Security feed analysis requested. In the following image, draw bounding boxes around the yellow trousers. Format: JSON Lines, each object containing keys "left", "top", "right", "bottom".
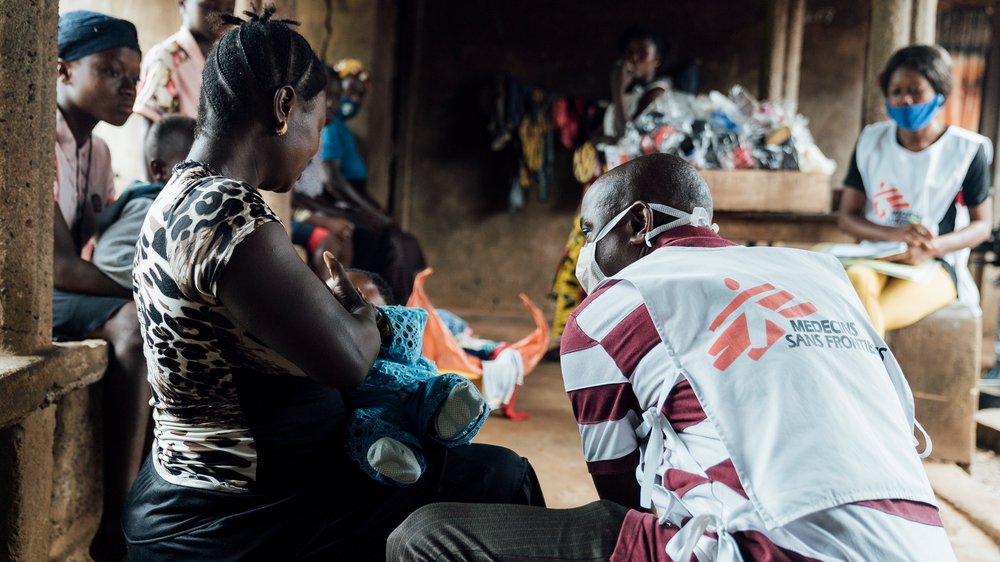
{"left": 845, "top": 263, "right": 956, "bottom": 337}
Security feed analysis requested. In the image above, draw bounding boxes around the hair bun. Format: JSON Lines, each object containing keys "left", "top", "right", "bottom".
{"left": 221, "top": 4, "right": 300, "bottom": 27}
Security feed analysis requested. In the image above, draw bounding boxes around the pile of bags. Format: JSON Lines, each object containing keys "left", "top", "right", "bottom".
{"left": 605, "top": 85, "right": 836, "bottom": 175}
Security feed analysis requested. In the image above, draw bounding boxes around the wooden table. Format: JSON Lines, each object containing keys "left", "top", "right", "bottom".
{"left": 714, "top": 211, "right": 853, "bottom": 246}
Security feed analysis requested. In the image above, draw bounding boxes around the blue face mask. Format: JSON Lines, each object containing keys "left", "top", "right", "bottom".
{"left": 885, "top": 93, "right": 945, "bottom": 131}
{"left": 340, "top": 96, "right": 360, "bottom": 120}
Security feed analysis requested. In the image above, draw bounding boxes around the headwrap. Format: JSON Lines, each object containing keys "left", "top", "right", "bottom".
{"left": 58, "top": 11, "right": 140, "bottom": 62}
{"left": 333, "top": 58, "right": 370, "bottom": 82}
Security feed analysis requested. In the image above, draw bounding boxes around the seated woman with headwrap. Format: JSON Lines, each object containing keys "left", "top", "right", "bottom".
{"left": 52, "top": 12, "right": 146, "bottom": 561}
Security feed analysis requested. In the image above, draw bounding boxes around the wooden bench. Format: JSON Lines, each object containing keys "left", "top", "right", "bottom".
{"left": 886, "top": 302, "right": 981, "bottom": 466}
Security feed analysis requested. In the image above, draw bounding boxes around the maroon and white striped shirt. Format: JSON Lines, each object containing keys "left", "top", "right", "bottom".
{"left": 561, "top": 226, "right": 953, "bottom": 561}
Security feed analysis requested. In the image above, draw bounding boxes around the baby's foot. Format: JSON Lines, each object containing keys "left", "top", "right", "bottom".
{"left": 434, "top": 379, "right": 487, "bottom": 441}
{"left": 368, "top": 437, "right": 422, "bottom": 485}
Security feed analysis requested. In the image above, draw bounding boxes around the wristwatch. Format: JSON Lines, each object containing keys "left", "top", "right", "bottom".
{"left": 374, "top": 307, "right": 393, "bottom": 345}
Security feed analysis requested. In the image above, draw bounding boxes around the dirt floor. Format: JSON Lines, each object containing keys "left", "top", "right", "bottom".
{"left": 973, "top": 448, "right": 1000, "bottom": 498}
{"left": 468, "top": 315, "right": 1000, "bottom": 560}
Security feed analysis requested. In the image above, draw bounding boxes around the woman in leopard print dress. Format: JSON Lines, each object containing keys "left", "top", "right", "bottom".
{"left": 123, "top": 8, "right": 542, "bottom": 561}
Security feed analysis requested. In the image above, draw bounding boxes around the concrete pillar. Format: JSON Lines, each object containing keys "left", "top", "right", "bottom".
{"left": 761, "top": 0, "right": 790, "bottom": 100}
{"left": 0, "top": 0, "right": 59, "bottom": 355}
{"left": 783, "top": 0, "right": 806, "bottom": 107}
{"left": 863, "top": 0, "right": 913, "bottom": 125}
{"left": 0, "top": 407, "right": 57, "bottom": 562}
{"left": 911, "top": 0, "right": 938, "bottom": 44}
{"left": 48, "top": 386, "right": 103, "bottom": 561}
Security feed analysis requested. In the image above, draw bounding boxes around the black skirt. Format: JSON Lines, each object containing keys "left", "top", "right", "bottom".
{"left": 123, "top": 442, "right": 543, "bottom": 561}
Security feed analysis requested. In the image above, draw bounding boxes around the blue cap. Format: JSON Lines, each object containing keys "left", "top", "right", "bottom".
{"left": 58, "top": 11, "right": 140, "bottom": 62}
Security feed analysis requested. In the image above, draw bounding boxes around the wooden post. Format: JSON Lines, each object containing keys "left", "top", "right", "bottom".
{"left": 863, "top": 0, "right": 914, "bottom": 125}
{"left": 783, "top": 0, "right": 806, "bottom": 106}
{"left": 983, "top": 6, "right": 1000, "bottom": 222}
{"left": 367, "top": 0, "right": 399, "bottom": 213}
{"left": 762, "top": 0, "right": 790, "bottom": 100}
{"left": 0, "top": 0, "right": 58, "bottom": 356}
{"left": 911, "top": 0, "right": 938, "bottom": 44}
{"left": 397, "top": 0, "right": 426, "bottom": 232}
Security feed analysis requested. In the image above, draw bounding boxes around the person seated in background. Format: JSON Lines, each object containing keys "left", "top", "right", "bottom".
{"left": 547, "top": 26, "right": 674, "bottom": 356}
{"left": 92, "top": 115, "right": 195, "bottom": 289}
{"left": 52, "top": 11, "right": 146, "bottom": 561}
{"left": 323, "top": 59, "right": 389, "bottom": 224}
{"left": 389, "top": 154, "right": 952, "bottom": 562}
{"left": 295, "top": 61, "right": 427, "bottom": 303}
{"left": 133, "top": 0, "right": 351, "bottom": 282}
{"left": 133, "top": 0, "right": 235, "bottom": 165}
{"left": 838, "top": 45, "right": 992, "bottom": 336}
{"left": 604, "top": 26, "right": 671, "bottom": 139}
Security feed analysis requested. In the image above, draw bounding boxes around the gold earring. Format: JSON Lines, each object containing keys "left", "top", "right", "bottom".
{"left": 276, "top": 121, "right": 288, "bottom": 136}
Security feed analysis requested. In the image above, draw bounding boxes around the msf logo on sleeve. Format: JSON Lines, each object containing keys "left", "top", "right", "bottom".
{"left": 708, "top": 278, "right": 817, "bottom": 371}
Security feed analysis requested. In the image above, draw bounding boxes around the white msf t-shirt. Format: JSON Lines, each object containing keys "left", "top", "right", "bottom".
{"left": 845, "top": 121, "right": 992, "bottom": 306}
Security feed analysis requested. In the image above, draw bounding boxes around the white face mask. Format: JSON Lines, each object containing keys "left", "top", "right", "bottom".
{"left": 575, "top": 203, "right": 716, "bottom": 294}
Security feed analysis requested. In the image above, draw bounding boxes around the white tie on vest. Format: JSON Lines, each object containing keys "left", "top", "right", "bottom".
{"left": 615, "top": 245, "right": 936, "bottom": 561}
{"left": 855, "top": 122, "right": 992, "bottom": 307}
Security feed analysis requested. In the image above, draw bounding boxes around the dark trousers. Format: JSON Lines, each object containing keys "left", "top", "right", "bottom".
{"left": 124, "top": 444, "right": 543, "bottom": 561}
{"left": 386, "top": 500, "right": 630, "bottom": 561}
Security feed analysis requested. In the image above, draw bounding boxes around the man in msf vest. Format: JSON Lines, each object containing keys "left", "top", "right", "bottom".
{"left": 389, "top": 154, "right": 953, "bottom": 561}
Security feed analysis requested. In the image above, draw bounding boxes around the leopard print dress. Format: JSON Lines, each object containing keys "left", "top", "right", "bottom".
{"left": 134, "top": 161, "right": 310, "bottom": 492}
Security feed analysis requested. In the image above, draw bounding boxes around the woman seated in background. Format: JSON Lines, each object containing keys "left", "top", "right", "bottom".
{"left": 124, "top": 9, "right": 541, "bottom": 560}
{"left": 294, "top": 61, "right": 427, "bottom": 303}
{"left": 838, "top": 44, "right": 992, "bottom": 336}
{"left": 603, "top": 26, "right": 671, "bottom": 139}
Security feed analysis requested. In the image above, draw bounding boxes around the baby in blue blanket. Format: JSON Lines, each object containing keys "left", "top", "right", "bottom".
{"left": 339, "top": 270, "right": 490, "bottom": 486}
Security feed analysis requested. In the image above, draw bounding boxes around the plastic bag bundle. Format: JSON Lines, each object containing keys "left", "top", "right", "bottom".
{"left": 602, "top": 84, "right": 835, "bottom": 174}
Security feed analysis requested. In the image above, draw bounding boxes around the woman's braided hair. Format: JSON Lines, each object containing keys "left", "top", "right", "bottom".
{"left": 198, "top": 4, "right": 326, "bottom": 137}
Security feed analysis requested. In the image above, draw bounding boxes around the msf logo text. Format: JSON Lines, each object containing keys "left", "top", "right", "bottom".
{"left": 708, "top": 278, "right": 817, "bottom": 371}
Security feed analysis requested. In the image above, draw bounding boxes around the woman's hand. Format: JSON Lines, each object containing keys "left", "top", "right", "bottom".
{"left": 610, "top": 59, "right": 635, "bottom": 94}
{"left": 891, "top": 239, "right": 939, "bottom": 265}
{"left": 323, "top": 251, "right": 371, "bottom": 313}
{"left": 892, "top": 223, "right": 934, "bottom": 248}
{"left": 217, "top": 223, "right": 380, "bottom": 388}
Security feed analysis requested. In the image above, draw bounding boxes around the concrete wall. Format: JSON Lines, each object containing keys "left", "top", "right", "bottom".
{"left": 397, "top": 0, "right": 870, "bottom": 313}
{"left": 299, "top": 0, "right": 397, "bottom": 207}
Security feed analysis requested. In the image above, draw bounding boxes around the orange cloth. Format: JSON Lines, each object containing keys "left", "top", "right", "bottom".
{"left": 405, "top": 269, "right": 549, "bottom": 379}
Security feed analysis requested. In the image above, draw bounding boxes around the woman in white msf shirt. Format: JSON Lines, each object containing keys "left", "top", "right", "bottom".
{"left": 838, "top": 45, "right": 992, "bottom": 336}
